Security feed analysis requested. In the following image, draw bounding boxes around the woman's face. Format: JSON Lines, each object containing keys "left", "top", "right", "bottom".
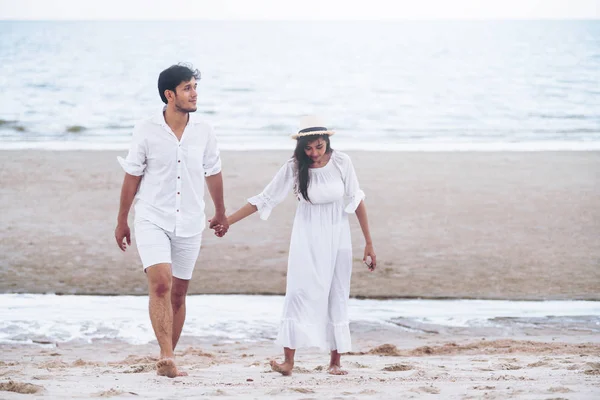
{"left": 303, "top": 137, "right": 327, "bottom": 164}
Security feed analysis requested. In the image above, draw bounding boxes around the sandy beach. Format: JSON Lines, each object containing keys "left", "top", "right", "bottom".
{"left": 1, "top": 150, "right": 599, "bottom": 398}
{"left": 2, "top": 327, "right": 599, "bottom": 399}
{"left": 1, "top": 150, "right": 599, "bottom": 299}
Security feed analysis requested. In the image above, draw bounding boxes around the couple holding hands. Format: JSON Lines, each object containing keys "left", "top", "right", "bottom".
{"left": 115, "top": 63, "right": 376, "bottom": 378}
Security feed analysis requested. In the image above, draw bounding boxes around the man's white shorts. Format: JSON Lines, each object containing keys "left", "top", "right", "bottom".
{"left": 134, "top": 219, "right": 202, "bottom": 280}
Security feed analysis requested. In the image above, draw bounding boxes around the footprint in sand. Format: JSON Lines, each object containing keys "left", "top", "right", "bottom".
{"left": 38, "top": 360, "right": 70, "bottom": 369}
{"left": 411, "top": 386, "right": 440, "bottom": 394}
{"left": 117, "top": 355, "right": 158, "bottom": 365}
{"left": 360, "top": 389, "right": 379, "bottom": 395}
{"left": 382, "top": 363, "right": 413, "bottom": 371}
{"left": 0, "top": 380, "right": 44, "bottom": 395}
{"left": 179, "top": 347, "right": 215, "bottom": 358}
{"left": 548, "top": 387, "right": 573, "bottom": 393}
{"left": 206, "top": 389, "right": 227, "bottom": 396}
{"left": 527, "top": 360, "right": 549, "bottom": 368}
{"left": 96, "top": 388, "right": 139, "bottom": 397}
{"left": 290, "top": 387, "right": 315, "bottom": 394}
{"left": 498, "top": 363, "right": 522, "bottom": 370}
{"left": 349, "top": 362, "right": 370, "bottom": 369}
{"left": 122, "top": 364, "right": 156, "bottom": 374}
{"left": 0, "top": 361, "right": 19, "bottom": 367}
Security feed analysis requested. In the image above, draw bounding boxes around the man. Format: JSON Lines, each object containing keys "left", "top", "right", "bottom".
{"left": 114, "top": 63, "right": 228, "bottom": 378}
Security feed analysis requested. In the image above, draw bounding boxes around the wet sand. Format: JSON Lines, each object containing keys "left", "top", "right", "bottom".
{"left": 0, "top": 150, "right": 599, "bottom": 299}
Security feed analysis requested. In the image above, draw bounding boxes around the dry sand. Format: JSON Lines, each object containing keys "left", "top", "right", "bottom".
{"left": 1, "top": 331, "right": 599, "bottom": 399}
{"left": 1, "top": 150, "right": 599, "bottom": 299}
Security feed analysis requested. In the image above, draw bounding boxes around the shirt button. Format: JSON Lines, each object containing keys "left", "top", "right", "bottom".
{"left": 178, "top": 160, "right": 181, "bottom": 163}
{"left": 177, "top": 209, "right": 179, "bottom": 212}
{"left": 177, "top": 192, "right": 180, "bottom": 195}
{"left": 177, "top": 176, "right": 180, "bottom": 179}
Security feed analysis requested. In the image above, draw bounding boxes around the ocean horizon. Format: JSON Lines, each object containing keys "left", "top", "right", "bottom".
{"left": 1, "top": 20, "right": 599, "bottom": 151}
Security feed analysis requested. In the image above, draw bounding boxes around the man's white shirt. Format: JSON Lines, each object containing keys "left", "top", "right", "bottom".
{"left": 118, "top": 108, "right": 221, "bottom": 237}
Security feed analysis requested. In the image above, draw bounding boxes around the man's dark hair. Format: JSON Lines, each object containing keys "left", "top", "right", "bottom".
{"left": 157, "top": 63, "right": 201, "bottom": 104}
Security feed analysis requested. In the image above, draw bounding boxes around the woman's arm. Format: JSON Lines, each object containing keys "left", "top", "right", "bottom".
{"left": 228, "top": 203, "right": 258, "bottom": 225}
{"left": 355, "top": 200, "right": 376, "bottom": 270}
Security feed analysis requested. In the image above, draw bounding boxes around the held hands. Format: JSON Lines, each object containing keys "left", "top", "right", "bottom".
{"left": 364, "top": 243, "right": 377, "bottom": 272}
{"left": 208, "top": 212, "right": 229, "bottom": 238}
{"left": 115, "top": 223, "right": 131, "bottom": 251}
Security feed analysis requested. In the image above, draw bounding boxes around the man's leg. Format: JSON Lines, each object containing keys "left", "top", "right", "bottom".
{"left": 169, "top": 231, "right": 201, "bottom": 351}
{"left": 171, "top": 277, "right": 190, "bottom": 350}
{"left": 146, "top": 263, "right": 186, "bottom": 378}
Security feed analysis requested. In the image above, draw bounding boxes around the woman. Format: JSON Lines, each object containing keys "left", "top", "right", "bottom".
{"left": 219, "top": 116, "right": 376, "bottom": 376}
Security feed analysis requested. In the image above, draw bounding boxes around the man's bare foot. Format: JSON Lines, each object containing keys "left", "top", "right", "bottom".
{"left": 156, "top": 358, "right": 188, "bottom": 378}
{"left": 270, "top": 359, "right": 293, "bottom": 376}
{"left": 328, "top": 365, "right": 348, "bottom": 375}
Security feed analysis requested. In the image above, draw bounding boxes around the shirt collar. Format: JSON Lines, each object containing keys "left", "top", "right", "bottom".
{"left": 151, "top": 106, "right": 197, "bottom": 126}
{"left": 151, "top": 106, "right": 168, "bottom": 127}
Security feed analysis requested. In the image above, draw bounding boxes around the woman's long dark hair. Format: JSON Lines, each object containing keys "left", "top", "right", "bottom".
{"left": 293, "top": 134, "right": 332, "bottom": 202}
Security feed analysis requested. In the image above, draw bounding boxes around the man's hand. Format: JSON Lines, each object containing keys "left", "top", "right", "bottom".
{"left": 115, "top": 223, "right": 131, "bottom": 251}
{"left": 209, "top": 212, "right": 229, "bottom": 238}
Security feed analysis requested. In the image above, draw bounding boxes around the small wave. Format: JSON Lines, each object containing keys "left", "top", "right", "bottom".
{"left": 0, "top": 119, "right": 19, "bottom": 126}
{"left": 3, "top": 139, "right": 600, "bottom": 152}
{"left": 530, "top": 113, "right": 596, "bottom": 120}
{"left": 257, "top": 124, "right": 289, "bottom": 131}
{"left": 222, "top": 87, "right": 254, "bottom": 92}
{"left": 105, "top": 124, "right": 134, "bottom": 130}
{"left": 531, "top": 128, "right": 599, "bottom": 134}
{"left": 0, "top": 295, "right": 599, "bottom": 344}
{"left": 65, "top": 125, "right": 86, "bottom": 133}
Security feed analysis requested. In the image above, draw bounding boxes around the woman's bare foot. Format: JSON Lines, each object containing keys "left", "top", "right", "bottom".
{"left": 156, "top": 358, "right": 188, "bottom": 378}
{"left": 270, "top": 359, "right": 293, "bottom": 376}
{"left": 328, "top": 365, "right": 348, "bottom": 375}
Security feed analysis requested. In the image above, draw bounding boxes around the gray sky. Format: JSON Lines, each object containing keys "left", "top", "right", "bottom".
{"left": 1, "top": 0, "right": 598, "bottom": 20}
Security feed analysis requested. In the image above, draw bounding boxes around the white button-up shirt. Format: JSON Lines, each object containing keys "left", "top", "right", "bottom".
{"left": 117, "top": 109, "right": 222, "bottom": 237}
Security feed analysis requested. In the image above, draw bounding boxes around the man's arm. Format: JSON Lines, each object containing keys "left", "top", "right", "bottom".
{"left": 205, "top": 172, "right": 229, "bottom": 235}
{"left": 115, "top": 173, "right": 142, "bottom": 251}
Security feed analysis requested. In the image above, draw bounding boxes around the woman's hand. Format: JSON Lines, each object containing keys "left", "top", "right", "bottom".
{"left": 208, "top": 217, "right": 229, "bottom": 238}
{"left": 363, "top": 243, "right": 376, "bottom": 272}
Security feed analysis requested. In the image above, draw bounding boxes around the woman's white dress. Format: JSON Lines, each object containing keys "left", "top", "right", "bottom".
{"left": 248, "top": 150, "right": 365, "bottom": 353}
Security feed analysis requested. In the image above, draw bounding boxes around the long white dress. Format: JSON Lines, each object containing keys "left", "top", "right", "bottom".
{"left": 248, "top": 150, "right": 365, "bottom": 353}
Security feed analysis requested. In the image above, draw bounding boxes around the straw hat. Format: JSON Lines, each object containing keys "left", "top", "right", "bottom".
{"left": 291, "top": 115, "right": 335, "bottom": 139}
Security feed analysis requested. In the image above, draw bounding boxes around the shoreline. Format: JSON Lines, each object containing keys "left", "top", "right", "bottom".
{"left": 6, "top": 291, "right": 600, "bottom": 302}
{"left": 3, "top": 145, "right": 600, "bottom": 152}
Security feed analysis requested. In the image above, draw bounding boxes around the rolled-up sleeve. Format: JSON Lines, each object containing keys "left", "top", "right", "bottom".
{"left": 117, "top": 125, "right": 147, "bottom": 176}
{"left": 248, "top": 160, "right": 294, "bottom": 220}
{"left": 340, "top": 153, "right": 365, "bottom": 213}
{"left": 203, "top": 126, "right": 222, "bottom": 177}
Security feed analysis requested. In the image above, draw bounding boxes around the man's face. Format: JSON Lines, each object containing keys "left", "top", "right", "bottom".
{"left": 172, "top": 78, "right": 198, "bottom": 113}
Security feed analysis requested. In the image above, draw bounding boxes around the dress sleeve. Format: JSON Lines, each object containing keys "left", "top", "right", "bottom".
{"left": 117, "top": 124, "right": 147, "bottom": 176}
{"left": 248, "top": 159, "right": 294, "bottom": 220}
{"left": 203, "top": 125, "right": 222, "bottom": 177}
{"left": 337, "top": 152, "right": 365, "bottom": 213}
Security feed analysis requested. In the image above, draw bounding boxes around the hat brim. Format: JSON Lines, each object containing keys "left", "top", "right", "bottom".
{"left": 291, "top": 130, "right": 335, "bottom": 140}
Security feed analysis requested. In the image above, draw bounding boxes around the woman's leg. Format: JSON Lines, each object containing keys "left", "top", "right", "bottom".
{"left": 326, "top": 230, "right": 353, "bottom": 374}
{"left": 270, "top": 347, "right": 296, "bottom": 376}
{"left": 328, "top": 350, "right": 348, "bottom": 375}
